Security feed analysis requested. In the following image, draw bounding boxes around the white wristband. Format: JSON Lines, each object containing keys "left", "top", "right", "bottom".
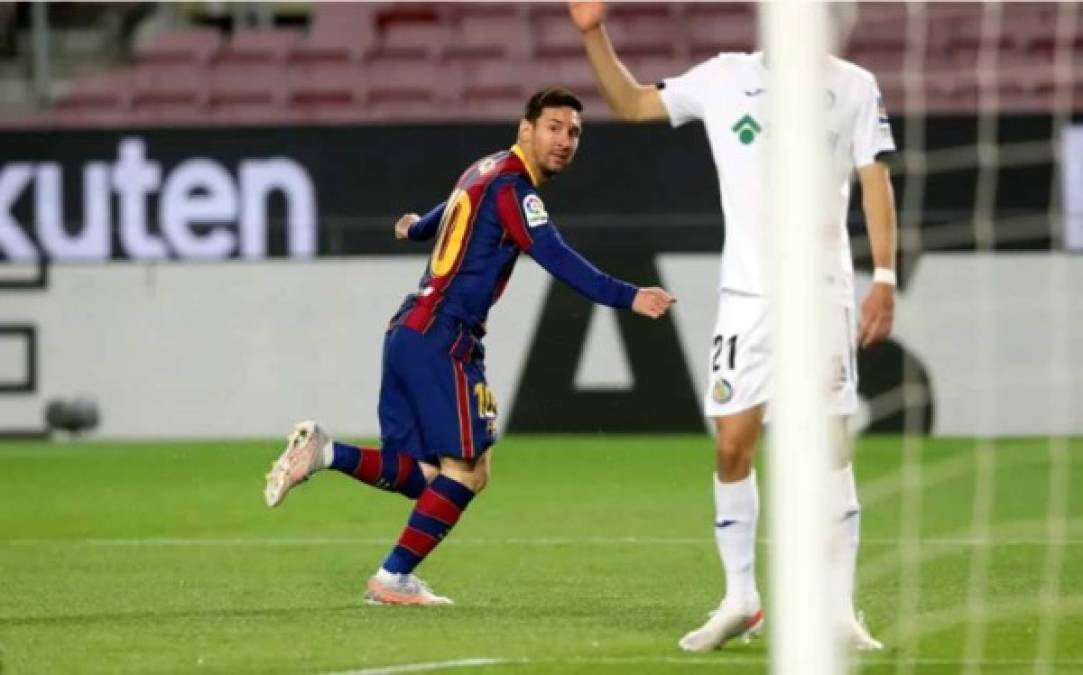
{"left": 873, "top": 267, "right": 897, "bottom": 287}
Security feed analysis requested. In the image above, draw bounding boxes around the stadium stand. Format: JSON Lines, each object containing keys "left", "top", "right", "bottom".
{"left": 0, "top": 2, "right": 1078, "bottom": 127}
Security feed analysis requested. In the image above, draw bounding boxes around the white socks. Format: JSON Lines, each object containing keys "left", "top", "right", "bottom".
{"left": 319, "top": 439, "right": 334, "bottom": 470}
{"left": 711, "top": 465, "right": 860, "bottom": 619}
{"left": 832, "top": 463, "right": 861, "bottom": 619}
{"left": 713, "top": 470, "right": 761, "bottom": 611}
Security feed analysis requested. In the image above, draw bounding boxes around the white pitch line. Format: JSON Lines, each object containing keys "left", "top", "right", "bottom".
{"left": 329, "top": 655, "right": 1083, "bottom": 673}
{"left": 4, "top": 535, "right": 1083, "bottom": 547}
{"left": 329, "top": 658, "right": 518, "bottom": 675}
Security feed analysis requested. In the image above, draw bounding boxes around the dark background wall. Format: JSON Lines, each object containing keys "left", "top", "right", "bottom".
{"left": 0, "top": 114, "right": 1068, "bottom": 264}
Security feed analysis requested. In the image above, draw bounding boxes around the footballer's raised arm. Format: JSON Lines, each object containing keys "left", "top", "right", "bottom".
{"left": 569, "top": 2, "right": 668, "bottom": 122}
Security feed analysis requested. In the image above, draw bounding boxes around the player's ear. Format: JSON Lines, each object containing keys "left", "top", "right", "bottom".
{"left": 517, "top": 118, "right": 532, "bottom": 144}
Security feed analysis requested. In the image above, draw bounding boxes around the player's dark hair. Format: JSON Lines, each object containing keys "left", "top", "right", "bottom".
{"left": 523, "top": 87, "right": 583, "bottom": 122}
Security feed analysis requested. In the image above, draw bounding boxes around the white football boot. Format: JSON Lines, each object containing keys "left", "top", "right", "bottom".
{"left": 364, "top": 568, "right": 454, "bottom": 606}
{"left": 264, "top": 421, "right": 329, "bottom": 507}
{"left": 678, "top": 600, "right": 764, "bottom": 652}
{"left": 845, "top": 611, "right": 884, "bottom": 651}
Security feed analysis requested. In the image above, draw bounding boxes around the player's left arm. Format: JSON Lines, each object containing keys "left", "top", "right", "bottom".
{"left": 858, "top": 160, "right": 897, "bottom": 348}
{"left": 853, "top": 74, "right": 899, "bottom": 348}
{"left": 394, "top": 201, "right": 446, "bottom": 241}
{"left": 494, "top": 179, "right": 674, "bottom": 316}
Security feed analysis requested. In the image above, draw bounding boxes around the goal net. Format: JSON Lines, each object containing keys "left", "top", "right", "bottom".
{"left": 766, "top": 2, "right": 1080, "bottom": 673}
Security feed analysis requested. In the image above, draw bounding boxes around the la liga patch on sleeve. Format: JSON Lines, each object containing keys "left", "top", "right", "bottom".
{"left": 522, "top": 194, "right": 549, "bottom": 227}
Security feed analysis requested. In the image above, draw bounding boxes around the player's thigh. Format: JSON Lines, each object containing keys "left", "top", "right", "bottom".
{"left": 704, "top": 292, "right": 771, "bottom": 419}
{"left": 395, "top": 331, "right": 497, "bottom": 461}
{"left": 378, "top": 333, "right": 427, "bottom": 460}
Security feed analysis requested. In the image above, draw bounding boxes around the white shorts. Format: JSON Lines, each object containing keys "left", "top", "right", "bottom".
{"left": 703, "top": 290, "right": 859, "bottom": 418}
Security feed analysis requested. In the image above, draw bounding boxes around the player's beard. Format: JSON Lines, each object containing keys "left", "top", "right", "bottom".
{"left": 541, "top": 153, "right": 572, "bottom": 177}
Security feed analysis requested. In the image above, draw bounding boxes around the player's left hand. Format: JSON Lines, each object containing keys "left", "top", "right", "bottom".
{"left": 394, "top": 213, "right": 420, "bottom": 240}
{"left": 858, "top": 282, "right": 894, "bottom": 348}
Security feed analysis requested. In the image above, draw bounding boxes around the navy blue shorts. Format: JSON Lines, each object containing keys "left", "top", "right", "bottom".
{"left": 379, "top": 317, "right": 497, "bottom": 466}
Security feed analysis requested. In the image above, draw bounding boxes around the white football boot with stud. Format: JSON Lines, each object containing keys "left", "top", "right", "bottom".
{"left": 365, "top": 568, "right": 454, "bottom": 606}
{"left": 264, "top": 421, "right": 329, "bottom": 507}
{"left": 678, "top": 599, "right": 764, "bottom": 652}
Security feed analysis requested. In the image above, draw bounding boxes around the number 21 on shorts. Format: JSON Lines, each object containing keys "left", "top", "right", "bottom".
{"left": 712, "top": 334, "right": 737, "bottom": 372}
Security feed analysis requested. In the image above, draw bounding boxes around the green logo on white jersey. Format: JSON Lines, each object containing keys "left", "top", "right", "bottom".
{"left": 732, "top": 115, "right": 762, "bottom": 145}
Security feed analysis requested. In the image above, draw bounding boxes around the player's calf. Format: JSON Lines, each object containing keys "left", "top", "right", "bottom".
{"left": 328, "top": 442, "right": 428, "bottom": 499}
{"left": 378, "top": 474, "right": 477, "bottom": 581}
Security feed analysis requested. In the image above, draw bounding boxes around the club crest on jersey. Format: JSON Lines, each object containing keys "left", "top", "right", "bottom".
{"left": 712, "top": 378, "right": 734, "bottom": 404}
{"left": 523, "top": 193, "right": 548, "bottom": 227}
{"left": 732, "top": 115, "right": 762, "bottom": 145}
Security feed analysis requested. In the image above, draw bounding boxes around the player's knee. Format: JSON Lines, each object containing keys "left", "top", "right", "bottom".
{"left": 439, "top": 455, "right": 490, "bottom": 494}
{"left": 716, "top": 435, "right": 754, "bottom": 478}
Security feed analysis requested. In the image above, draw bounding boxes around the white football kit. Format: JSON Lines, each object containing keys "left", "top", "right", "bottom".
{"left": 659, "top": 52, "right": 896, "bottom": 417}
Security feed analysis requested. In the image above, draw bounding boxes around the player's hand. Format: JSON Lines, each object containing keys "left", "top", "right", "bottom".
{"left": 632, "top": 287, "right": 676, "bottom": 319}
{"left": 394, "top": 213, "right": 420, "bottom": 240}
{"left": 859, "top": 282, "right": 894, "bottom": 347}
{"left": 568, "top": 1, "right": 606, "bottom": 33}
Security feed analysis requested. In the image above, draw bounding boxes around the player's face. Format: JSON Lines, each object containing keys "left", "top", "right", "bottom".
{"left": 528, "top": 107, "right": 582, "bottom": 177}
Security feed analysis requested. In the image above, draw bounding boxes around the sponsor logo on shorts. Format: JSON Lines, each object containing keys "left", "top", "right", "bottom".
{"left": 831, "top": 355, "right": 848, "bottom": 391}
{"left": 712, "top": 378, "right": 734, "bottom": 404}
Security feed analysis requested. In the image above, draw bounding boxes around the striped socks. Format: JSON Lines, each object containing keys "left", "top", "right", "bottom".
{"left": 381, "top": 475, "right": 476, "bottom": 575}
{"left": 329, "top": 442, "right": 427, "bottom": 499}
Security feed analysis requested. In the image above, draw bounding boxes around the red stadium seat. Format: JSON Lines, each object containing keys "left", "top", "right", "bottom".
{"left": 59, "top": 68, "right": 134, "bottom": 111}
{"left": 288, "top": 61, "right": 366, "bottom": 109}
{"left": 683, "top": 3, "right": 756, "bottom": 59}
{"left": 210, "top": 62, "right": 287, "bottom": 108}
{"left": 129, "top": 102, "right": 209, "bottom": 126}
{"left": 291, "top": 2, "right": 377, "bottom": 63}
{"left": 365, "top": 57, "right": 460, "bottom": 106}
{"left": 605, "top": 4, "right": 679, "bottom": 58}
{"left": 375, "top": 6, "right": 451, "bottom": 60}
{"left": 532, "top": 6, "right": 585, "bottom": 58}
{"left": 461, "top": 60, "right": 526, "bottom": 103}
{"left": 208, "top": 103, "right": 295, "bottom": 125}
{"left": 132, "top": 63, "right": 208, "bottom": 107}
{"left": 135, "top": 27, "right": 223, "bottom": 65}
{"left": 218, "top": 29, "right": 303, "bottom": 65}
{"left": 446, "top": 5, "right": 531, "bottom": 60}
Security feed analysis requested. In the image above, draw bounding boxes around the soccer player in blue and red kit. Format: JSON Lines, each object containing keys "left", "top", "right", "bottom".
{"left": 264, "top": 88, "right": 676, "bottom": 605}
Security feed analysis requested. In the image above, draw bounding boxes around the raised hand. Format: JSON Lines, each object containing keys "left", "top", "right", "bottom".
{"left": 568, "top": 1, "right": 606, "bottom": 32}
{"left": 632, "top": 287, "right": 677, "bottom": 319}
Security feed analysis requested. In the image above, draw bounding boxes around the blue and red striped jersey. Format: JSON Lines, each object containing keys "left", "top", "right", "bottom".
{"left": 397, "top": 145, "right": 637, "bottom": 335}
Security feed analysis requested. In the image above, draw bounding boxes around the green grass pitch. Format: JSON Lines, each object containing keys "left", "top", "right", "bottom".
{"left": 1, "top": 436, "right": 1081, "bottom": 674}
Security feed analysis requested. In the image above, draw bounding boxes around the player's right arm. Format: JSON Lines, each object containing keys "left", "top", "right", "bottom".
{"left": 569, "top": 1, "right": 668, "bottom": 123}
